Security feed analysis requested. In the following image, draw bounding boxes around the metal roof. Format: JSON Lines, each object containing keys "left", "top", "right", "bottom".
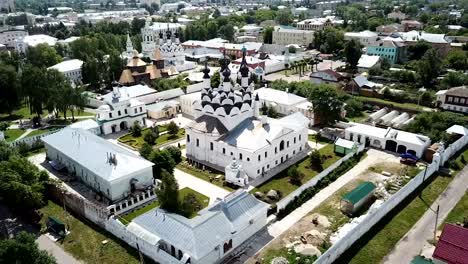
{"left": 41, "top": 128, "right": 154, "bottom": 183}
{"left": 342, "top": 182, "right": 376, "bottom": 205}
{"left": 433, "top": 224, "right": 468, "bottom": 264}
{"left": 131, "top": 190, "right": 268, "bottom": 260}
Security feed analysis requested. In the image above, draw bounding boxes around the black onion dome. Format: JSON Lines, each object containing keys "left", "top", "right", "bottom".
{"left": 239, "top": 47, "right": 249, "bottom": 77}
{"left": 159, "top": 31, "right": 163, "bottom": 38}
{"left": 202, "top": 61, "right": 210, "bottom": 79}
{"left": 255, "top": 93, "right": 260, "bottom": 101}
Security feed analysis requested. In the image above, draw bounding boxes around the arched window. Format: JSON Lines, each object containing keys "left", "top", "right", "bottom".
{"left": 223, "top": 239, "right": 233, "bottom": 254}
{"left": 279, "top": 140, "right": 285, "bottom": 151}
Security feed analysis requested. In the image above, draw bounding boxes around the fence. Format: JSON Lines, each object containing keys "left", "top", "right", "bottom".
{"left": 8, "top": 128, "right": 61, "bottom": 149}
{"left": 107, "top": 189, "right": 157, "bottom": 216}
{"left": 276, "top": 144, "right": 366, "bottom": 211}
{"left": 315, "top": 132, "right": 468, "bottom": 264}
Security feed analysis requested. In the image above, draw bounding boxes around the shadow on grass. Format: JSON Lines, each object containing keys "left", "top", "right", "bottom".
{"left": 334, "top": 173, "right": 447, "bottom": 264}
{"left": 0, "top": 114, "right": 23, "bottom": 122}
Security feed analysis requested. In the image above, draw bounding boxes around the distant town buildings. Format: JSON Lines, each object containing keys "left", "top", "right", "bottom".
{"left": 272, "top": 26, "right": 314, "bottom": 47}
{"left": 296, "top": 16, "right": 343, "bottom": 31}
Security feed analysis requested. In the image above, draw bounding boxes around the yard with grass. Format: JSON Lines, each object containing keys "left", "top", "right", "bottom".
{"left": 443, "top": 191, "right": 468, "bottom": 226}
{"left": 176, "top": 161, "right": 236, "bottom": 192}
{"left": 118, "top": 187, "right": 209, "bottom": 224}
{"left": 118, "top": 126, "right": 184, "bottom": 150}
{"left": 27, "top": 127, "right": 61, "bottom": 137}
{"left": 343, "top": 173, "right": 454, "bottom": 264}
{"left": 3, "top": 128, "right": 26, "bottom": 142}
{"left": 308, "top": 134, "right": 333, "bottom": 145}
{"left": 0, "top": 104, "right": 93, "bottom": 122}
{"left": 39, "top": 201, "right": 141, "bottom": 264}
{"left": 356, "top": 96, "right": 427, "bottom": 112}
{"left": 252, "top": 144, "right": 341, "bottom": 199}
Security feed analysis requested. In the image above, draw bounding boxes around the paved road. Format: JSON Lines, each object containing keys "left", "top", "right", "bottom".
{"left": 37, "top": 235, "right": 82, "bottom": 264}
{"left": 174, "top": 168, "right": 230, "bottom": 205}
{"left": 383, "top": 165, "right": 468, "bottom": 264}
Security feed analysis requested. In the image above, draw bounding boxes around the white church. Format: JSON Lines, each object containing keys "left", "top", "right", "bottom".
{"left": 186, "top": 50, "right": 309, "bottom": 187}
{"left": 140, "top": 21, "right": 196, "bottom": 72}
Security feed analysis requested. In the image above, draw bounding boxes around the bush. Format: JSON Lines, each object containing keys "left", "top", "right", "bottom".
{"left": 167, "top": 121, "right": 179, "bottom": 137}
{"left": 143, "top": 130, "right": 157, "bottom": 145}
{"left": 181, "top": 193, "right": 202, "bottom": 217}
{"left": 131, "top": 121, "right": 142, "bottom": 137}
{"left": 139, "top": 143, "right": 153, "bottom": 159}
{"left": 0, "top": 122, "right": 9, "bottom": 131}
{"left": 277, "top": 152, "right": 364, "bottom": 219}
{"left": 310, "top": 150, "right": 324, "bottom": 171}
{"left": 288, "top": 165, "right": 304, "bottom": 185}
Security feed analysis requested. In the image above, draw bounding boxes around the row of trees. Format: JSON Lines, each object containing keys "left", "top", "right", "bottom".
{"left": 0, "top": 141, "right": 51, "bottom": 210}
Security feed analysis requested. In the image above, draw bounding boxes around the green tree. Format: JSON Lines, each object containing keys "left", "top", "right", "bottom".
{"left": 165, "top": 146, "right": 182, "bottom": 164}
{"left": 308, "top": 85, "right": 344, "bottom": 126}
{"left": 440, "top": 72, "right": 468, "bottom": 88}
{"left": 211, "top": 71, "right": 220, "bottom": 88}
{"left": 143, "top": 130, "right": 157, "bottom": 145}
{"left": 263, "top": 26, "right": 273, "bottom": 44}
{"left": 288, "top": 165, "right": 304, "bottom": 185}
{"left": 156, "top": 170, "right": 179, "bottom": 212}
{"left": 206, "top": 21, "right": 219, "bottom": 39}
{"left": 445, "top": 50, "right": 468, "bottom": 71}
{"left": 345, "top": 98, "right": 364, "bottom": 118}
{"left": 149, "top": 149, "right": 176, "bottom": 178}
{"left": 0, "top": 64, "right": 20, "bottom": 114}
{"left": 219, "top": 24, "right": 235, "bottom": 42}
{"left": 167, "top": 121, "right": 179, "bottom": 137}
{"left": 404, "top": 111, "right": 466, "bottom": 142}
{"left": 26, "top": 43, "right": 62, "bottom": 68}
{"left": 416, "top": 49, "right": 442, "bottom": 87}
{"left": 343, "top": 39, "right": 362, "bottom": 70}
{"left": 181, "top": 193, "right": 202, "bottom": 217}
{"left": 139, "top": 143, "right": 153, "bottom": 159}
{"left": 407, "top": 41, "right": 431, "bottom": 60}
{"left": 310, "top": 150, "right": 324, "bottom": 171}
{"left": 131, "top": 121, "right": 142, "bottom": 137}
{"left": 21, "top": 65, "right": 50, "bottom": 117}
{"left": 276, "top": 9, "right": 292, "bottom": 25}
{"left": 0, "top": 231, "right": 57, "bottom": 264}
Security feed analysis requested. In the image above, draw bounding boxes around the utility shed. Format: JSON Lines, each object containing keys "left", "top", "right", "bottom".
{"left": 334, "top": 138, "right": 357, "bottom": 155}
{"left": 341, "top": 182, "right": 376, "bottom": 215}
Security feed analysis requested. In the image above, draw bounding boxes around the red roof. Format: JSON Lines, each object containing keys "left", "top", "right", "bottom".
{"left": 433, "top": 224, "right": 468, "bottom": 264}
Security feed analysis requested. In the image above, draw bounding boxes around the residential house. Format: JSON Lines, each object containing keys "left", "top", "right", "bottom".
{"left": 387, "top": 11, "right": 407, "bottom": 21}
{"left": 433, "top": 224, "right": 468, "bottom": 264}
{"left": 344, "top": 74, "right": 383, "bottom": 96}
{"left": 367, "top": 37, "right": 406, "bottom": 64}
{"left": 357, "top": 55, "right": 382, "bottom": 72}
{"left": 399, "top": 31, "right": 450, "bottom": 56}
{"left": 401, "top": 20, "right": 423, "bottom": 32}
{"left": 309, "top": 69, "right": 345, "bottom": 86}
{"left": 344, "top": 30, "right": 379, "bottom": 46}
{"left": 48, "top": 59, "right": 84, "bottom": 85}
{"left": 376, "top": 24, "right": 403, "bottom": 35}
{"left": 436, "top": 86, "right": 468, "bottom": 113}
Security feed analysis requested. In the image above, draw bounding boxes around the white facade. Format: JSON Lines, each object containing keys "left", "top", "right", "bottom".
{"left": 186, "top": 53, "right": 309, "bottom": 184}
{"left": 344, "top": 124, "right": 431, "bottom": 158}
{"left": 296, "top": 16, "right": 343, "bottom": 31}
{"left": 141, "top": 21, "right": 184, "bottom": 57}
{"left": 344, "top": 31, "right": 379, "bottom": 46}
{"left": 15, "top": 34, "right": 57, "bottom": 53}
{"left": 436, "top": 86, "right": 468, "bottom": 113}
{"left": 179, "top": 92, "right": 201, "bottom": 117}
{"left": 0, "top": 30, "right": 28, "bottom": 48}
{"left": 42, "top": 128, "right": 154, "bottom": 203}
{"left": 48, "top": 59, "right": 83, "bottom": 85}
{"left": 96, "top": 87, "right": 147, "bottom": 135}
{"left": 272, "top": 26, "right": 314, "bottom": 46}
{"left": 256, "top": 87, "right": 315, "bottom": 126}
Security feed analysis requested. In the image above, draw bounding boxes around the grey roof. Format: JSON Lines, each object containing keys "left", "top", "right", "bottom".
{"left": 445, "top": 86, "right": 468, "bottom": 97}
{"left": 68, "top": 119, "right": 100, "bottom": 130}
{"left": 146, "top": 100, "right": 179, "bottom": 112}
{"left": 132, "top": 190, "right": 268, "bottom": 260}
{"left": 186, "top": 115, "right": 229, "bottom": 135}
{"left": 41, "top": 128, "right": 154, "bottom": 182}
{"left": 154, "top": 88, "right": 185, "bottom": 100}
{"left": 219, "top": 113, "right": 308, "bottom": 152}
{"left": 102, "top": 85, "right": 156, "bottom": 104}
{"left": 256, "top": 88, "right": 307, "bottom": 106}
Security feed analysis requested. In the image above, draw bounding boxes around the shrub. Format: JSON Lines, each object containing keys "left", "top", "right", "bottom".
{"left": 167, "top": 121, "right": 179, "bottom": 137}
{"left": 288, "top": 165, "right": 304, "bottom": 185}
{"left": 131, "top": 121, "right": 142, "bottom": 137}
{"left": 181, "top": 193, "right": 202, "bottom": 217}
{"left": 310, "top": 150, "right": 324, "bottom": 171}
{"left": 0, "top": 122, "right": 9, "bottom": 131}
{"left": 143, "top": 130, "right": 157, "bottom": 145}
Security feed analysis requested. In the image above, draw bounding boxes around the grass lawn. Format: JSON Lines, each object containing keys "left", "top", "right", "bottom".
{"left": 0, "top": 104, "right": 93, "bottom": 122}
{"left": 39, "top": 201, "right": 141, "bottom": 264}
{"left": 343, "top": 173, "right": 454, "bottom": 264}
{"left": 3, "top": 128, "right": 26, "bottom": 142}
{"left": 118, "top": 127, "right": 184, "bottom": 150}
{"left": 308, "top": 134, "right": 333, "bottom": 145}
{"left": 347, "top": 112, "right": 370, "bottom": 123}
{"left": 252, "top": 144, "right": 341, "bottom": 198}
{"left": 27, "top": 127, "right": 60, "bottom": 137}
{"left": 176, "top": 161, "right": 235, "bottom": 192}
{"left": 443, "top": 191, "right": 468, "bottom": 226}
{"left": 119, "top": 187, "right": 209, "bottom": 224}
{"left": 356, "top": 96, "right": 427, "bottom": 112}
